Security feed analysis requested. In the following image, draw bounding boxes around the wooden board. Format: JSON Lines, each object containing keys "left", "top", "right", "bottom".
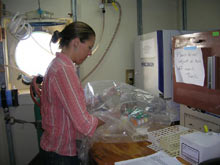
{"left": 89, "top": 141, "right": 190, "bottom": 165}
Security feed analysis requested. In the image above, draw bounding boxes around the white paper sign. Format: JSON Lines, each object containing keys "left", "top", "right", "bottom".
{"left": 174, "top": 47, "right": 205, "bottom": 86}
{"left": 140, "top": 38, "right": 156, "bottom": 58}
{"left": 115, "top": 151, "right": 182, "bottom": 165}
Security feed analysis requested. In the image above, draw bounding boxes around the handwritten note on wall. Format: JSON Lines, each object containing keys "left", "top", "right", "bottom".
{"left": 174, "top": 47, "right": 205, "bottom": 86}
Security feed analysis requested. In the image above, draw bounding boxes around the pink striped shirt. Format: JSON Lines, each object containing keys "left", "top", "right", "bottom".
{"left": 40, "top": 52, "right": 98, "bottom": 156}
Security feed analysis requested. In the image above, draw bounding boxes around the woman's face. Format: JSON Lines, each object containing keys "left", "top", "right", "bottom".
{"left": 74, "top": 36, "right": 95, "bottom": 65}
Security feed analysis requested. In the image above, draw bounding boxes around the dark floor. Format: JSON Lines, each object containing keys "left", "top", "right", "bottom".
{"left": 28, "top": 152, "right": 43, "bottom": 165}
{"left": 28, "top": 152, "right": 85, "bottom": 165}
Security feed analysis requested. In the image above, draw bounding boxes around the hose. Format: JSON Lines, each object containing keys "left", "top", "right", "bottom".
{"left": 8, "top": 12, "right": 32, "bottom": 40}
{"left": 30, "top": 76, "right": 42, "bottom": 107}
{"left": 81, "top": 1, "right": 121, "bottom": 82}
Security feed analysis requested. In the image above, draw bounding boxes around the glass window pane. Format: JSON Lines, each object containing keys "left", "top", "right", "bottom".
{"left": 15, "top": 31, "right": 60, "bottom": 76}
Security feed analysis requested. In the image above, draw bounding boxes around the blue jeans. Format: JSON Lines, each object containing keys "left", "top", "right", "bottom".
{"left": 40, "top": 149, "right": 81, "bottom": 165}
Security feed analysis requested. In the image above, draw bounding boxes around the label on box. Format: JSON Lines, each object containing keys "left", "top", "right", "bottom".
{"left": 181, "top": 143, "right": 199, "bottom": 164}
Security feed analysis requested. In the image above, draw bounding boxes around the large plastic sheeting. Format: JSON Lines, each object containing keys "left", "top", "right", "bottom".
{"left": 77, "top": 80, "right": 179, "bottom": 164}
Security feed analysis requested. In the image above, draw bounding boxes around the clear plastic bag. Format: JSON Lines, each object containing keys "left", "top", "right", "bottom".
{"left": 78, "top": 80, "right": 179, "bottom": 164}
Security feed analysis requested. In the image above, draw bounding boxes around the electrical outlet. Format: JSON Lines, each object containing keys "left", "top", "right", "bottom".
{"left": 126, "top": 69, "right": 134, "bottom": 85}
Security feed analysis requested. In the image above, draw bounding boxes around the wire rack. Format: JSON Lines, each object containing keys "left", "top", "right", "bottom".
{"left": 147, "top": 125, "right": 197, "bottom": 157}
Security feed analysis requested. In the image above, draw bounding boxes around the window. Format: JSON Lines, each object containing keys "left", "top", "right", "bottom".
{"left": 15, "top": 31, "right": 60, "bottom": 76}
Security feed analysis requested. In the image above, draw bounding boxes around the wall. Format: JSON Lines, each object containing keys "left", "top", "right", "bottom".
{"left": 186, "top": 0, "right": 220, "bottom": 31}
{"left": 142, "top": 0, "right": 220, "bottom": 33}
{"left": 78, "top": 0, "right": 137, "bottom": 86}
{"left": 0, "top": 107, "right": 10, "bottom": 164}
{"left": 9, "top": 95, "right": 38, "bottom": 165}
{"left": 142, "top": 0, "right": 182, "bottom": 34}
{"left": 0, "top": 95, "right": 38, "bottom": 165}
{"left": 2, "top": 0, "right": 71, "bottom": 18}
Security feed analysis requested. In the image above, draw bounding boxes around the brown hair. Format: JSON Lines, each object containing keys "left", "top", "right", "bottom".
{"left": 51, "top": 21, "right": 95, "bottom": 49}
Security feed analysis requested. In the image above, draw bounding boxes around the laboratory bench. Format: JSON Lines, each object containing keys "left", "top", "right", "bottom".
{"left": 89, "top": 141, "right": 190, "bottom": 165}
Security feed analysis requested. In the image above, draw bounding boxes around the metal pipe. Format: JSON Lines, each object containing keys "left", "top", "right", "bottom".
{"left": 4, "top": 109, "right": 16, "bottom": 165}
{"left": 6, "top": 123, "right": 16, "bottom": 165}
{"left": 137, "top": 0, "right": 143, "bottom": 35}
{"left": 71, "top": 0, "right": 77, "bottom": 21}
{"left": 182, "top": 0, "right": 187, "bottom": 30}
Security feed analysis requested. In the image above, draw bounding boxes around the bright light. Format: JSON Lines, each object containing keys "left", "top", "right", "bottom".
{"left": 15, "top": 31, "right": 60, "bottom": 76}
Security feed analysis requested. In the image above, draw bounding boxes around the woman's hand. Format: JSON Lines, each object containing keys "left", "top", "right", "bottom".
{"left": 97, "top": 118, "right": 105, "bottom": 128}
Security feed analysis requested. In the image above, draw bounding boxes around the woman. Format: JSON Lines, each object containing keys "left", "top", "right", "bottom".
{"left": 40, "top": 21, "right": 105, "bottom": 165}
